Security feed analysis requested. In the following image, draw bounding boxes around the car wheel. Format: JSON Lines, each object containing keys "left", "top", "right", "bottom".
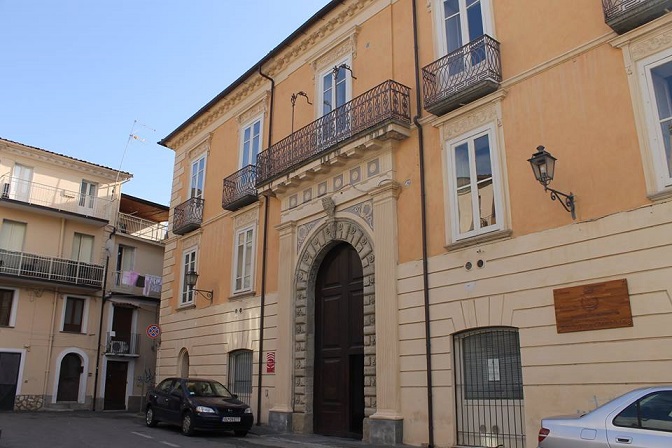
{"left": 181, "top": 412, "right": 195, "bottom": 436}
{"left": 234, "top": 430, "right": 248, "bottom": 437}
{"left": 145, "top": 406, "right": 158, "bottom": 427}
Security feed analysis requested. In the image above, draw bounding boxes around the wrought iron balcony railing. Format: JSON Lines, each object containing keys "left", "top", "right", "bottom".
{"left": 112, "top": 270, "right": 162, "bottom": 298}
{"left": 0, "top": 248, "right": 104, "bottom": 288}
{"left": 105, "top": 332, "right": 140, "bottom": 356}
{"left": 117, "top": 212, "right": 168, "bottom": 242}
{"left": 422, "top": 34, "right": 501, "bottom": 116}
{"left": 222, "top": 164, "right": 258, "bottom": 211}
{"left": 256, "top": 80, "right": 411, "bottom": 186}
{"left": 172, "top": 197, "right": 204, "bottom": 235}
{"left": 0, "top": 174, "right": 114, "bottom": 222}
{"left": 602, "top": 0, "right": 672, "bottom": 34}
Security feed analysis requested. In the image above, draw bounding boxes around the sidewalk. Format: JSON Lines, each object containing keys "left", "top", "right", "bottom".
{"left": 247, "top": 424, "right": 409, "bottom": 448}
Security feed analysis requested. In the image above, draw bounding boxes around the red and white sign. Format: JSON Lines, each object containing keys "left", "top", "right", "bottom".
{"left": 266, "top": 352, "right": 276, "bottom": 374}
{"left": 146, "top": 324, "right": 161, "bottom": 339}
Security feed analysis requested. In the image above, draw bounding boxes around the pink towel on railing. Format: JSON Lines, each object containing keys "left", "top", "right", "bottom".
{"left": 122, "top": 271, "right": 139, "bottom": 286}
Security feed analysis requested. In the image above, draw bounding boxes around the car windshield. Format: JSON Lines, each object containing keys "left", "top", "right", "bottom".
{"left": 185, "top": 380, "right": 233, "bottom": 398}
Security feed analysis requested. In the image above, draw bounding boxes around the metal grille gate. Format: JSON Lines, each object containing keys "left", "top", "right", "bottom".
{"left": 454, "top": 327, "right": 526, "bottom": 448}
{"left": 228, "top": 349, "right": 252, "bottom": 405}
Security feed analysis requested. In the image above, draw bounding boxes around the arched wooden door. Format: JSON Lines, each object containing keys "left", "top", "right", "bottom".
{"left": 57, "top": 353, "right": 82, "bottom": 402}
{"left": 314, "top": 243, "right": 364, "bottom": 438}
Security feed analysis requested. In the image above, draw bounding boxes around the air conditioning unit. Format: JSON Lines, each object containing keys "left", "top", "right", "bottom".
{"left": 110, "top": 340, "right": 129, "bottom": 354}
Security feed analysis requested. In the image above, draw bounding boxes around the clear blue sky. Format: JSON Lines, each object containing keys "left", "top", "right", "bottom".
{"left": 0, "top": 1, "right": 330, "bottom": 206}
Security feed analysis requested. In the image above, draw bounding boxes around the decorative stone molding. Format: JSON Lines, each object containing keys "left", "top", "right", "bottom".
{"left": 631, "top": 29, "right": 672, "bottom": 60}
{"left": 292, "top": 218, "right": 377, "bottom": 418}
{"left": 322, "top": 196, "right": 336, "bottom": 218}
{"left": 181, "top": 232, "right": 201, "bottom": 249}
{"left": 237, "top": 97, "right": 268, "bottom": 125}
{"left": 233, "top": 207, "right": 259, "bottom": 229}
{"left": 311, "top": 26, "right": 361, "bottom": 73}
{"left": 343, "top": 200, "right": 374, "bottom": 229}
{"left": 441, "top": 103, "right": 499, "bottom": 141}
{"left": 297, "top": 218, "right": 322, "bottom": 252}
{"left": 187, "top": 135, "right": 210, "bottom": 160}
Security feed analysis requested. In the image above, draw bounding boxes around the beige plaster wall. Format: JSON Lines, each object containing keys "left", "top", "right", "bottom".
{"left": 398, "top": 199, "right": 672, "bottom": 447}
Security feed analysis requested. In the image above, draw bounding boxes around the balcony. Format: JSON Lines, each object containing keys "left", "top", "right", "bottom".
{"left": 117, "top": 212, "right": 168, "bottom": 242}
{"left": 105, "top": 332, "right": 140, "bottom": 356}
{"left": 0, "top": 175, "right": 113, "bottom": 225}
{"left": 111, "top": 270, "right": 162, "bottom": 299}
{"left": 256, "top": 80, "right": 412, "bottom": 186}
{"left": 422, "top": 34, "right": 501, "bottom": 116}
{"left": 0, "top": 248, "right": 104, "bottom": 289}
{"left": 172, "top": 197, "right": 204, "bottom": 235}
{"left": 222, "top": 164, "right": 258, "bottom": 211}
{"left": 603, "top": 0, "right": 672, "bottom": 34}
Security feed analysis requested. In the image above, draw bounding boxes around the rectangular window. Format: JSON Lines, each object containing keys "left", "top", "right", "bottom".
{"left": 240, "top": 118, "right": 262, "bottom": 167}
{"left": 10, "top": 164, "right": 33, "bottom": 202}
{"left": 63, "top": 297, "right": 86, "bottom": 333}
{"left": 0, "top": 220, "right": 27, "bottom": 251}
{"left": 447, "top": 125, "right": 502, "bottom": 240}
{"left": 644, "top": 56, "right": 672, "bottom": 188}
{"left": 233, "top": 226, "right": 255, "bottom": 293}
{"left": 79, "top": 180, "right": 97, "bottom": 208}
{"left": 190, "top": 156, "right": 206, "bottom": 199}
{"left": 181, "top": 249, "right": 197, "bottom": 305}
{"left": 72, "top": 233, "right": 94, "bottom": 263}
{"left": 0, "top": 288, "right": 17, "bottom": 327}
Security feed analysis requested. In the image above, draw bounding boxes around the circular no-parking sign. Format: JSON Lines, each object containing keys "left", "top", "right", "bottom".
{"left": 146, "top": 324, "right": 161, "bottom": 339}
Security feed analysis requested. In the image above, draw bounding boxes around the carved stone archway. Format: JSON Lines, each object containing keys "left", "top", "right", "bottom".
{"left": 292, "top": 217, "right": 376, "bottom": 429}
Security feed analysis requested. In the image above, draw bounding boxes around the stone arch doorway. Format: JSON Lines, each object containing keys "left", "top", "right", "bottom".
{"left": 314, "top": 242, "right": 364, "bottom": 437}
{"left": 293, "top": 218, "right": 376, "bottom": 436}
{"left": 57, "top": 353, "right": 82, "bottom": 402}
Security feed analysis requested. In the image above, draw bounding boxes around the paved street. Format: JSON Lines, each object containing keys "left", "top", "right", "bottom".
{"left": 0, "top": 411, "right": 405, "bottom": 448}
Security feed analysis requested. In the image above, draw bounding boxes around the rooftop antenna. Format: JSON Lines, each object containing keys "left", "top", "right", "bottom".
{"left": 114, "top": 120, "right": 156, "bottom": 191}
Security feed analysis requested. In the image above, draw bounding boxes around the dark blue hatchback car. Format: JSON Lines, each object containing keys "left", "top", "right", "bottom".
{"left": 145, "top": 377, "right": 253, "bottom": 436}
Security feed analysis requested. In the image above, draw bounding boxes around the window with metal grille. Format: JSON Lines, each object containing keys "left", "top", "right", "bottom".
{"left": 228, "top": 349, "right": 252, "bottom": 405}
{"left": 454, "top": 327, "right": 525, "bottom": 448}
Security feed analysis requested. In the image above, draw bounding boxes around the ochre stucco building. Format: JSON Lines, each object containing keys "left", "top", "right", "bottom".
{"left": 156, "top": 1, "right": 672, "bottom": 446}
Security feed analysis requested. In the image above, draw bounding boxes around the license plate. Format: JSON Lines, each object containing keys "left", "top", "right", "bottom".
{"left": 222, "top": 417, "right": 241, "bottom": 422}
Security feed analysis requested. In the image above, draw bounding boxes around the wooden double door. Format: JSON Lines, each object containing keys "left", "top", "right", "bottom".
{"left": 313, "top": 243, "right": 365, "bottom": 438}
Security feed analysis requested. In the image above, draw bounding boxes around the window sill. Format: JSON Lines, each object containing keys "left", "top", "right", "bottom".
{"left": 445, "top": 229, "right": 513, "bottom": 251}
{"left": 61, "top": 330, "right": 84, "bottom": 334}
{"left": 177, "top": 302, "right": 196, "bottom": 311}
{"left": 648, "top": 187, "right": 672, "bottom": 202}
{"left": 229, "top": 290, "right": 256, "bottom": 301}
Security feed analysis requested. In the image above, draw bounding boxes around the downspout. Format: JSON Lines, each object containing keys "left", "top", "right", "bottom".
{"left": 256, "top": 65, "right": 274, "bottom": 425}
{"left": 412, "top": 0, "right": 434, "bottom": 446}
{"left": 92, "top": 229, "right": 114, "bottom": 411}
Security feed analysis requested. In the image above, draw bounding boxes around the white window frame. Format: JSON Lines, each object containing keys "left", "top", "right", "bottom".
{"left": 444, "top": 122, "right": 504, "bottom": 242}
{"left": 180, "top": 248, "right": 197, "bottom": 306}
{"left": 72, "top": 233, "right": 94, "bottom": 263}
{"left": 79, "top": 180, "right": 98, "bottom": 209}
{"left": 316, "top": 55, "right": 353, "bottom": 119}
{"left": 639, "top": 47, "right": 672, "bottom": 191}
{"left": 239, "top": 115, "right": 264, "bottom": 168}
{"left": 232, "top": 224, "right": 256, "bottom": 294}
{"left": 189, "top": 154, "right": 207, "bottom": 200}
{"left": 0, "top": 287, "right": 19, "bottom": 327}
{"left": 0, "top": 219, "right": 27, "bottom": 251}
{"left": 432, "top": 0, "right": 494, "bottom": 58}
{"left": 60, "top": 295, "right": 90, "bottom": 334}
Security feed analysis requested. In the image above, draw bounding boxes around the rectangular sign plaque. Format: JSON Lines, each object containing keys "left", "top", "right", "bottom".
{"left": 553, "top": 279, "right": 633, "bottom": 333}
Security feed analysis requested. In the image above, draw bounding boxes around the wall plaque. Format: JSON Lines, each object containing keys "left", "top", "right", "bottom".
{"left": 553, "top": 279, "right": 633, "bottom": 333}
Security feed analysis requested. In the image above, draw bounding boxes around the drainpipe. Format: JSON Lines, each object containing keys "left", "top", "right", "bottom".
{"left": 92, "top": 229, "right": 114, "bottom": 411}
{"left": 256, "top": 65, "right": 274, "bottom": 425}
{"left": 412, "top": 0, "right": 434, "bottom": 446}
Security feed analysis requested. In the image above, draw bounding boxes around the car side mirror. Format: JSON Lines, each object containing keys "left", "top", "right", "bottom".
{"left": 171, "top": 389, "right": 182, "bottom": 397}
{"left": 232, "top": 393, "right": 238, "bottom": 399}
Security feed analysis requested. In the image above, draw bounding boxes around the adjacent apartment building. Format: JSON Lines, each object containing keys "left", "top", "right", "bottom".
{"left": 156, "top": 1, "right": 672, "bottom": 446}
{"left": 0, "top": 137, "right": 167, "bottom": 412}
